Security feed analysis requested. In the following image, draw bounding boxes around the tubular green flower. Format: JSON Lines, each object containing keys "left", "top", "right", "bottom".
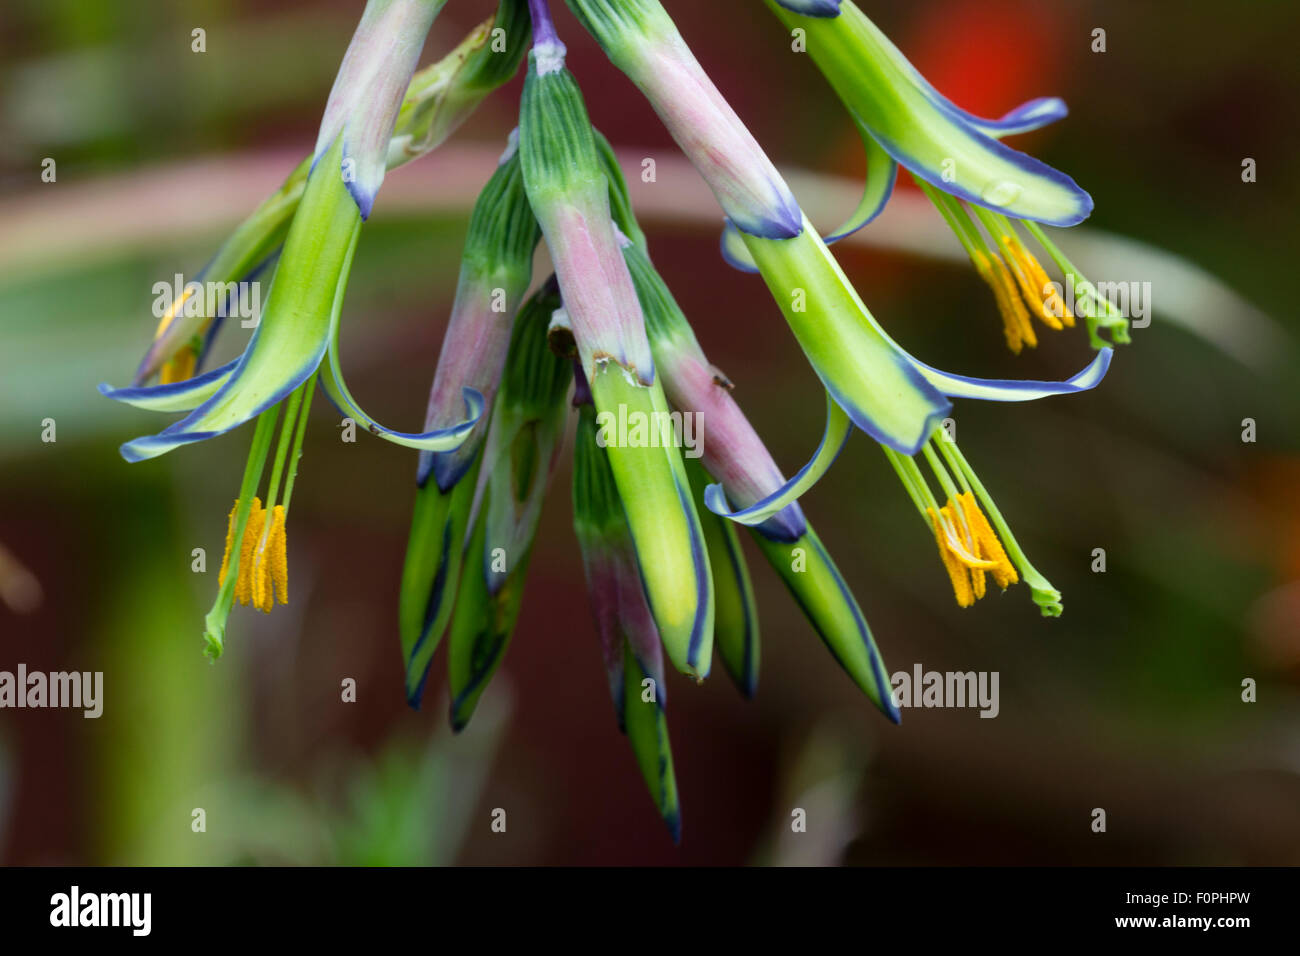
{"left": 568, "top": 0, "right": 799, "bottom": 238}
{"left": 684, "top": 457, "right": 759, "bottom": 700}
{"left": 765, "top": 0, "right": 1086, "bottom": 226}
{"left": 399, "top": 142, "right": 541, "bottom": 708}
{"left": 314, "top": 0, "right": 446, "bottom": 220}
{"left": 417, "top": 138, "right": 540, "bottom": 491}
{"left": 400, "top": 148, "right": 540, "bottom": 664}
{"left": 600, "top": 128, "right": 1084, "bottom": 630}
{"left": 387, "top": 0, "right": 533, "bottom": 169}
{"left": 445, "top": 280, "right": 572, "bottom": 729}
{"left": 99, "top": 0, "right": 482, "bottom": 657}
{"left": 569, "top": 0, "right": 1113, "bottom": 531}
{"left": 134, "top": 0, "right": 532, "bottom": 384}
{"left": 573, "top": 401, "right": 680, "bottom": 840}
{"left": 762, "top": 0, "right": 1130, "bottom": 352}
{"left": 613, "top": 196, "right": 898, "bottom": 718}
{"left": 518, "top": 11, "right": 714, "bottom": 680}
{"left": 102, "top": 0, "right": 479, "bottom": 462}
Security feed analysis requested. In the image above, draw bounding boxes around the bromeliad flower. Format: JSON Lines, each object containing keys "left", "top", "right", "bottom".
{"left": 599, "top": 137, "right": 895, "bottom": 716}
{"left": 444, "top": 281, "right": 573, "bottom": 730}
{"left": 133, "top": 0, "right": 531, "bottom": 386}
{"left": 567, "top": 0, "right": 1111, "bottom": 551}
{"left": 518, "top": 1, "right": 715, "bottom": 681}
{"left": 92, "top": 0, "right": 1142, "bottom": 839}
{"left": 763, "top": 0, "right": 1131, "bottom": 352}
{"left": 99, "top": 0, "right": 488, "bottom": 653}
{"left": 399, "top": 134, "right": 541, "bottom": 707}
{"left": 572, "top": 395, "right": 680, "bottom": 838}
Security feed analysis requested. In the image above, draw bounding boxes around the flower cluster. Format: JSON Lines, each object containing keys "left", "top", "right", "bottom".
{"left": 102, "top": 0, "right": 1122, "bottom": 838}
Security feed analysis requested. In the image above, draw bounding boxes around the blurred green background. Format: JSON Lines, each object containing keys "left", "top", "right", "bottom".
{"left": 1, "top": 0, "right": 1297, "bottom": 865}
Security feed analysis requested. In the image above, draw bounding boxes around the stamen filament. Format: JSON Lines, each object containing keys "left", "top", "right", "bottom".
{"left": 887, "top": 442, "right": 989, "bottom": 571}
{"left": 881, "top": 446, "right": 930, "bottom": 521}
{"left": 918, "top": 178, "right": 1038, "bottom": 353}
{"left": 279, "top": 377, "right": 315, "bottom": 518}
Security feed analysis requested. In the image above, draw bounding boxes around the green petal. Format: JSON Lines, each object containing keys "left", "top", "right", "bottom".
{"left": 623, "top": 639, "right": 681, "bottom": 842}
{"left": 767, "top": 1, "right": 1091, "bottom": 226}
{"left": 751, "top": 524, "right": 898, "bottom": 722}
{"left": 589, "top": 365, "right": 714, "bottom": 679}
{"left": 118, "top": 138, "right": 361, "bottom": 462}
{"left": 739, "top": 221, "right": 950, "bottom": 456}
{"left": 399, "top": 451, "right": 481, "bottom": 707}
{"left": 446, "top": 502, "right": 532, "bottom": 731}
{"left": 703, "top": 390, "right": 851, "bottom": 527}
{"left": 686, "top": 458, "right": 760, "bottom": 698}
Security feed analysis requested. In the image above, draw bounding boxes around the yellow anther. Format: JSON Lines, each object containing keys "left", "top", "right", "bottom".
{"left": 150, "top": 286, "right": 209, "bottom": 385}
{"left": 218, "top": 499, "right": 240, "bottom": 587}
{"left": 152, "top": 286, "right": 195, "bottom": 340}
{"left": 957, "top": 492, "right": 1018, "bottom": 589}
{"left": 928, "top": 495, "right": 1018, "bottom": 607}
{"left": 937, "top": 502, "right": 995, "bottom": 569}
{"left": 218, "top": 498, "right": 288, "bottom": 613}
{"left": 251, "top": 505, "right": 288, "bottom": 613}
{"left": 1003, "top": 234, "right": 1075, "bottom": 331}
{"left": 236, "top": 499, "right": 265, "bottom": 606}
{"left": 998, "top": 235, "right": 1062, "bottom": 332}
{"left": 159, "top": 345, "right": 197, "bottom": 385}
{"left": 973, "top": 248, "right": 1037, "bottom": 354}
{"left": 928, "top": 506, "right": 974, "bottom": 607}
{"left": 267, "top": 505, "right": 288, "bottom": 606}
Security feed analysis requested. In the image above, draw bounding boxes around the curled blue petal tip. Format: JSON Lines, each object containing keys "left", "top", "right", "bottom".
{"left": 912, "top": 347, "right": 1113, "bottom": 403}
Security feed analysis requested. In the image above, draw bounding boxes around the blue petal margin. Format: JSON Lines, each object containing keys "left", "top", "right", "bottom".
{"left": 318, "top": 367, "right": 486, "bottom": 453}
{"left": 726, "top": 193, "right": 805, "bottom": 240}
{"left": 342, "top": 134, "right": 378, "bottom": 221}
{"left": 116, "top": 352, "right": 321, "bottom": 462}
{"left": 949, "top": 96, "right": 1069, "bottom": 138}
{"left": 773, "top": 0, "right": 845, "bottom": 17}
{"left": 824, "top": 117, "right": 897, "bottom": 244}
{"left": 704, "top": 391, "right": 853, "bottom": 526}
{"left": 673, "top": 470, "right": 714, "bottom": 675}
{"left": 719, "top": 220, "right": 760, "bottom": 273}
{"left": 99, "top": 359, "right": 238, "bottom": 413}
{"left": 911, "top": 347, "right": 1113, "bottom": 402}
{"left": 721, "top": 123, "right": 896, "bottom": 259}
{"left": 825, "top": 363, "right": 952, "bottom": 458}
{"left": 876, "top": 127, "right": 1093, "bottom": 227}
{"left": 804, "top": 531, "right": 901, "bottom": 724}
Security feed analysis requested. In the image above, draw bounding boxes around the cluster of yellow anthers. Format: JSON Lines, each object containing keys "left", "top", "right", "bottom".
{"left": 971, "top": 233, "right": 1074, "bottom": 355}
{"left": 926, "top": 491, "right": 1019, "bottom": 608}
{"left": 218, "top": 497, "right": 288, "bottom": 613}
